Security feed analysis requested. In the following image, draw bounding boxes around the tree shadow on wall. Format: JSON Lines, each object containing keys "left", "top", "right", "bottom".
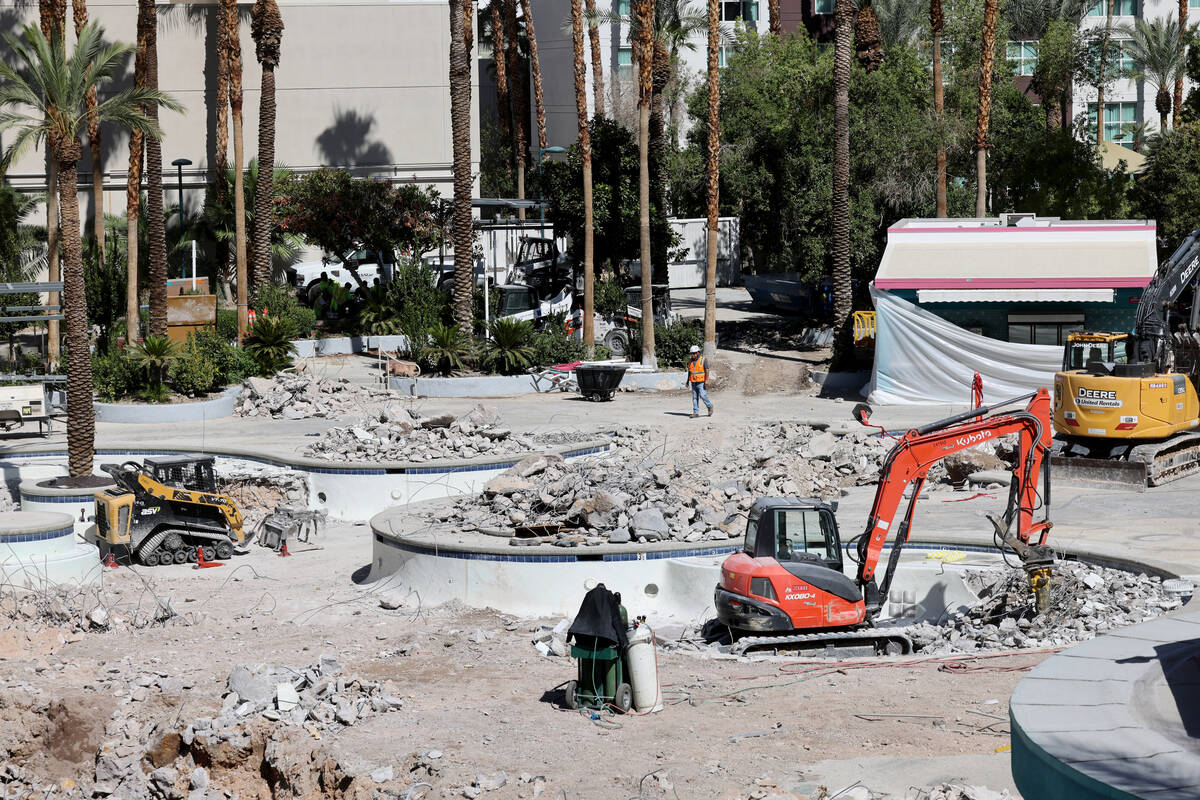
{"left": 315, "top": 108, "right": 392, "bottom": 169}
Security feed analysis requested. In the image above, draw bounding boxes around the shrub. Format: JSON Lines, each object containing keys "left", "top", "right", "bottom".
{"left": 255, "top": 283, "right": 317, "bottom": 338}
{"left": 531, "top": 325, "right": 585, "bottom": 367}
{"left": 628, "top": 320, "right": 705, "bottom": 368}
{"left": 389, "top": 258, "right": 448, "bottom": 354}
{"left": 356, "top": 285, "right": 400, "bottom": 335}
{"left": 481, "top": 318, "right": 535, "bottom": 375}
{"left": 418, "top": 323, "right": 472, "bottom": 376}
{"left": 245, "top": 316, "right": 299, "bottom": 375}
{"left": 216, "top": 308, "right": 239, "bottom": 342}
{"left": 169, "top": 346, "right": 217, "bottom": 396}
{"left": 129, "top": 336, "right": 180, "bottom": 392}
{"left": 92, "top": 349, "right": 137, "bottom": 402}
{"left": 595, "top": 280, "right": 628, "bottom": 318}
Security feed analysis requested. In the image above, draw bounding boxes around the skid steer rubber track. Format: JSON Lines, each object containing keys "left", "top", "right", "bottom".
{"left": 730, "top": 627, "right": 915, "bottom": 657}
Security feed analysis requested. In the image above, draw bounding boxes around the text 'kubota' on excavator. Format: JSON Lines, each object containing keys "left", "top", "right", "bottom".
{"left": 716, "top": 389, "right": 1055, "bottom": 655}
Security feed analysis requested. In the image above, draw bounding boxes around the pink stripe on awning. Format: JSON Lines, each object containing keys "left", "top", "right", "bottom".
{"left": 875, "top": 277, "right": 1152, "bottom": 289}
{"left": 886, "top": 224, "right": 1156, "bottom": 234}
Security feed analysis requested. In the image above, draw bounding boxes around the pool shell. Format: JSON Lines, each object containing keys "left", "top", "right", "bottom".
{"left": 0, "top": 510, "right": 102, "bottom": 586}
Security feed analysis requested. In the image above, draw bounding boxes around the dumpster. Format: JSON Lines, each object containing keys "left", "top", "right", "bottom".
{"left": 576, "top": 363, "right": 629, "bottom": 402}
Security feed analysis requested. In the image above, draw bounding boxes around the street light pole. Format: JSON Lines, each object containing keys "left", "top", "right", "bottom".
{"left": 171, "top": 158, "right": 192, "bottom": 283}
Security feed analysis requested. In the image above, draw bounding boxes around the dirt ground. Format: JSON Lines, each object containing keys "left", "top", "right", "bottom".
{"left": 0, "top": 522, "right": 1041, "bottom": 800}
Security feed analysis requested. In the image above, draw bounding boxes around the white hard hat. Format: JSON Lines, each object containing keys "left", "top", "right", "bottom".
{"left": 689, "top": 345, "right": 700, "bottom": 354}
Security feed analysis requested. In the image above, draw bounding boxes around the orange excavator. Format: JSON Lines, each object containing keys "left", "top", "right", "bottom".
{"left": 715, "top": 388, "right": 1055, "bottom": 655}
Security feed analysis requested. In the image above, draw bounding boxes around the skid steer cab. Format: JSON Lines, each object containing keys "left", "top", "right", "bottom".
{"left": 94, "top": 455, "right": 245, "bottom": 567}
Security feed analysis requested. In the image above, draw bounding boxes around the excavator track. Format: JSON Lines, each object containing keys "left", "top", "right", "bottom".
{"left": 730, "top": 627, "right": 915, "bottom": 657}
{"left": 1052, "top": 432, "right": 1200, "bottom": 488}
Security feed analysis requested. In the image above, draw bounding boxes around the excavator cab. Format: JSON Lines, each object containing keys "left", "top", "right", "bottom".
{"left": 1062, "top": 332, "right": 1130, "bottom": 374}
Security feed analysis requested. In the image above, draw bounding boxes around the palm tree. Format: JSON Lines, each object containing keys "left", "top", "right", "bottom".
{"left": 703, "top": 0, "right": 718, "bottom": 358}
{"left": 519, "top": 0, "right": 547, "bottom": 164}
{"left": 976, "top": 0, "right": 1000, "bottom": 217}
{"left": 768, "top": 0, "right": 780, "bottom": 36}
{"left": 0, "top": 22, "right": 180, "bottom": 478}
{"left": 570, "top": 0, "right": 595, "bottom": 353}
{"left": 73, "top": 0, "right": 104, "bottom": 256}
{"left": 222, "top": 0, "right": 248, "bottom": 340}
{"left": 931, "top": 0, "right": 947, "bottom": 217}
{"left": 449, "top": 0, "right": 474, "bottom": 331}
{"left": 204, "top": 160, "right": 303, "bottom": 277}
{"left": 251, "top": 0, "right": 284, "bottom": 298}
{"left": 831, "top": 0, "right": 852, "bottom": 366}
{"left": 126, "top": 0, "right": 151, "bottom": 345}
{"left": 873, "top": 0, "right": 921, "bottom": 48}
{"left": 209, "top": 3, "right": 231, "bottom": 301}
{"left": 1177, "top": 0, "right": 1187, "bottom": 128}
{"left": 490, "top": 0, "right": 513, "bottom": 161}
{"left": 1008, "top": 0, "right": 1090, "bottom": 130}
{"left": 584, "top": 0, "right": 605, "bottom": 116}
{"left": 143, "top": 0, "right": 168, "bottom": 338}
{"left": 855, "top": 0, "right": 884, "bottom": 71}
{"left": 1096, "top": 0, "right": 1114, "bottom": 145}
{"left": 39, "top": 0, "right": 65, "bottom": 367}
{"left": 502, "top": 0, "right": 528, "bottom": 218}
{"left": 634, "top": 0, "right": 656, "bottom": 368}
{"left": 1121, "top": 16, "right": 1188, "bottom": 133}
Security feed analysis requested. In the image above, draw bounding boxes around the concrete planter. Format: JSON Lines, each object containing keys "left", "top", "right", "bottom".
{"left": 390, "top": 369, "right": 687, "bottom": 398}
{"left": 0, "top": 511, "right": 99, "bottom": 586}
{"left": 93, "top": 385, "right": 241, "bottom": 424}
{"left": 291, "top": 335, "right": 411, "bottom": 359}
{"left": 19, "top": 478, "right": 116, "bottom": 540}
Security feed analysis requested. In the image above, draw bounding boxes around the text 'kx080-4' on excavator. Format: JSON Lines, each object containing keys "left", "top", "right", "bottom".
{"left": 716, "top": 389, "right": 1055, "bottom": 655}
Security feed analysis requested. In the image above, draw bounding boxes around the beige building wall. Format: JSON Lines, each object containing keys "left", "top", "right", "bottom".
{"left": 1, "top": 0, "right": 480, "bottom": 231}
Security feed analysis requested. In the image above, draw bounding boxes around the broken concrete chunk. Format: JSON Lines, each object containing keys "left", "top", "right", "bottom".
{"left": 276, "top": 682, "right": 300, "bottom": 712}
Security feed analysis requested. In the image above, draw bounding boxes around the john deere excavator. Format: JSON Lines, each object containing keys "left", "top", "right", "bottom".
{"left": 1052, "top": 227, "right": 1200, "bottom": 486}
{"left": 716, "top": 389, "right": 1056, "bottom": 655}
{"left": 94, "top": 455, "right": 245, "bottom": 566}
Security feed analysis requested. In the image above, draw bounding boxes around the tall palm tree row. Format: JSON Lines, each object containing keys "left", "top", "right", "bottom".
{"left": 251, "top": 0, "right": 284, "bottom": 298}
{"left": 570, "top": 0, "right": 594, "bottom": 352}
{"left": 38, "top": 0, "right": 65, "bottom": 366}
{"left": 0, "top": 23, "right": 180, "bottom": 478}
{"left": 831, "top": 0, "right": 852, "bottom": 366}
{"left": 584, "top": 0, "right": 605, "bottom": 117}
{"left": 126, "top": 0, "right": 152, "bottom": 344}
{"left": 72, "top": 0, "right": 104, "bottom": 255}
{"left": 975, "top": 0, "right": 1000, "bottom": 217}
{"left": 1121, "top": 16, "right": 1188, "bottom": 133}
{"left": 491, "top": 0, "right": 513, "bottom": 165}
{"left": 502, "top": 0, "right": 528, "bottom": 217}
{"left": 449, "top": 0, "right": 474, "bottom": 331}
{"left": 222, "top": 0, "right": 248, "bottom": 339}
{"left": 703, "top": 0, "right": 718, "bottom": 357}
{"left": 519, "top": 0, "right": 547, "bottom": 161}
{"left": 634, "top": 0, "right": 655, "bottom": 368}
{"left": 930, "top": 0, "right": 947, "bottom": 217}
{"left": 143, "top": 0, "right": 169, "bottom": 338}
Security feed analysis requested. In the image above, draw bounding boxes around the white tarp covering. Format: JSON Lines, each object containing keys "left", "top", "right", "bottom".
{"left": 867, "top": 287, "right": 1061, "bottom": 406}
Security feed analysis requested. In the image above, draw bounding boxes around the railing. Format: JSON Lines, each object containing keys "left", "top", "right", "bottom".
{"left": 853, "top": 310, "right": 876, "bottom": 344}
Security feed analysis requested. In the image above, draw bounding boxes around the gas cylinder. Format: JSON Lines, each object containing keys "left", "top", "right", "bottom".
{"left": 625, "top": 624, "right": 663, "bottom": 712}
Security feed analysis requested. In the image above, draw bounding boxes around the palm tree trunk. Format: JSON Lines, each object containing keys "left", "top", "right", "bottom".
{"left": 832, "top": 0, "right": 852, "bottom": 367}
{"left": 144, "top": 0, "right": 168, "bottom": 339}
{"left": 56, "top": 142, "right": 94, "bottom": 478}
{"left": 450, "top": 0, "right": 475, "bottom": 331}
{"left": 704, "top": 0, "right": 719, "bottom": 358}
{"left": 491, "top": 0, "right": 513, "bottom": 162}
{"left": 1097, "top": 0, "right": 1113, "bottom": 145}
{"left": 223, "top": 0, "right": 248, "bottom": 339}
{"left": 975, "top": 0, "right": 999, "bottom": 217}
{"left": 930, "top": 0, "right": 946, "bottom": 218}
{"left": 212, "top": 6, "right": 231, "bottom": 301}
{"left": 253, "top": 69, "right": 276, "bottom": 298}
{"left": 1176, "top": 0, "right": 1187, "bottom": 128}
{"left": 649, "top": 40, "right": 670, "bottom": 285}
{"left": 571, "top": 0, "right": 594, "bottom": 353}
{"left": 584, "top": 0, "right": 604, "bottom": 117}
{"left": 503, "top": 0, "right": 527, "bottom": 218}
{"left": 40, "top": 1, "right": 65, "bottom": 367}
{"left": 127, "top": 0, "right": 151, "bottom": 345}
{"left": 74, "top": 0, "right": 104, "bottom": 255}
{"left": 768, "top": 0, "right": 780, "bottom": 36}
{"left": 635, "top": 0, "right": 655, "bottom": 369}
{"left": 520, "top": 0, "right": 547, "bottom": 161}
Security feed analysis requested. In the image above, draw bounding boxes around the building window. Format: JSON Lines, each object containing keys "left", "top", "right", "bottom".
{"left": 1192, "top": 0, "right": 1200, "bottom": 8}
{"left": 1114, "top": 41, "right": 1135, "bottom": 73}
{"left": 617, "top": 0, "right": 630, "bottom": 14}
{"left": 722, "top": 0, "right": 758, "bottom": 22}
{"left": 719, "top": 44, "right": 730, "bottom": 67}
{"left": 1088, "top": 0, "right": 1136, "bottom": 15}
{"left": 814, "top": 0, "right": 833, "bottom": 13}
{"left": 1007, "top": 40, "right": 1037, "bottom": 76}
{"left": 1007, "top": 314, "right": 1085, "bottom": 346}
{"left": 617, "top": 46, "right": 633, "bottom": 76}
{"left": 1087, "top": 101, "right": 1137, "bottom": 144}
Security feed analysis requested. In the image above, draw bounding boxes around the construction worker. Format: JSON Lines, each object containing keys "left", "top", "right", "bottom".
{"left": 686, "top": 345, "right": 713, "bottom": 418}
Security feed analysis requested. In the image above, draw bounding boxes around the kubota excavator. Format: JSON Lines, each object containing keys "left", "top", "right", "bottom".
{"left": 715, "top": 389, "right": 1055, "bottom": 655}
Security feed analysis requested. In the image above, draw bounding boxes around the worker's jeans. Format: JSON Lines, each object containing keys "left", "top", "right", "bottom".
{"left": 691, "top": 381, "right": 713, "bottom": 414}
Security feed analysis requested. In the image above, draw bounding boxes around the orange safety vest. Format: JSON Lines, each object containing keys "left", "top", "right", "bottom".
{"left": 687, "top": 356, "right": 706, "bottom": 384}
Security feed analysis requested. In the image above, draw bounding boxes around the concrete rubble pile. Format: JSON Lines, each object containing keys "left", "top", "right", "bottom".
{"left": 0, "top": 585, "right": 183, "bottom": 636}
{"left": 426, "top": 422, "right": 995, "bottom": 547}
{"left": 907, "top": 561, "right": 1182, "bottom": 654}
{"left": 305, "top": 404, "right": 542, "bottom": 462}
{"left": 235, "top": 373, "right": 390, "bottom": 419}
{"left": 211, "top": 654, "right": 404, "bottom": 734}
